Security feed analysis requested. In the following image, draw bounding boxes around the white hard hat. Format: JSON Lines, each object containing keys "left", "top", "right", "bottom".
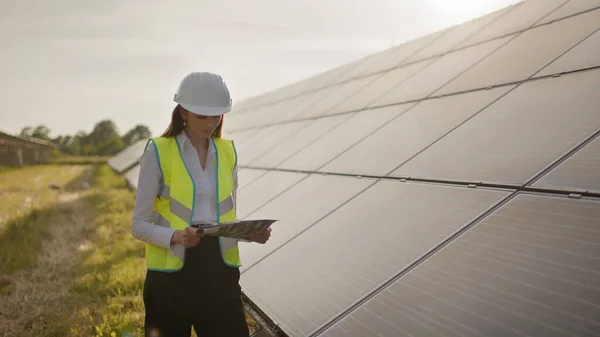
{"left": 174, "top": 72, "right": 232, "bottom": 116}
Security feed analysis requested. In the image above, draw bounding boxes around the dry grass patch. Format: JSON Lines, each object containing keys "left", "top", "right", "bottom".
{"left": 0, "top": 164, "right": 262, "bottom": 337}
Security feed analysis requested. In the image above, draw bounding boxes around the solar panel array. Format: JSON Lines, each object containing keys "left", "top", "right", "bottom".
{"left": 109, "top": 1, "right": 600, "bottom": 336}
{"left": 226, "top": 1, "right": 600, "bottom": 336}
{"left": 107, "top": 139, "right": 147, "bottom": 176}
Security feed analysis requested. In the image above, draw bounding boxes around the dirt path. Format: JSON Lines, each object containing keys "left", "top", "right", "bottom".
{"left": 0, "top": 189, "right": 95, "bottom": 337}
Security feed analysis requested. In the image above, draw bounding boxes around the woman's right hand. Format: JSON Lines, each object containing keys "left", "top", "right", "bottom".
{"left": 172, "top": 226, "right": 202, "bottom": 247}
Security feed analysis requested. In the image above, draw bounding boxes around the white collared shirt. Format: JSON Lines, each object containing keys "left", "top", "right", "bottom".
{"left": 131, "top": 132, "right": 238, "bottom": 249}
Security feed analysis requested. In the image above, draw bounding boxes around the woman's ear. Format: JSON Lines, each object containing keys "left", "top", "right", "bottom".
{"left": 180, "top": 108, "right": 189, "bottom": 122}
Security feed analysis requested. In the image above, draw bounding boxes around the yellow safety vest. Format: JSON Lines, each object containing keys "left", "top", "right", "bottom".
{"left": 144, "top": 135, "right": 241, "bottom": 272}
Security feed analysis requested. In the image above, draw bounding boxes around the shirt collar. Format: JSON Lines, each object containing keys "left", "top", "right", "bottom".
{"left": 176, "top": 131, "right": 215, "bottom": 154}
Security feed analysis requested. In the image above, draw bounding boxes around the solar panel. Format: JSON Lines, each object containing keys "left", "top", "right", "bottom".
{"left": 351, "top": 30, "right": 444, "bottom": 79}
{"left": 238, "top": 173, "right": 373, "bottom": 273}
{"left": 321, "top": 86, "right": 514, "bottom": 176}
{"left": 371, "top": 36, "right": 511, "bottom": 107}
{"left": 296, "top": 74, "right": 382, "bottom": 119}
{"left": 236, "top": 121, "right": 312, "bottom": 166}
{"left": 278, "top": 104, "right": 411, "bottom": 172}
{"left": 403, "top": 5, "right": 516, "bottom": 63}
{"left": 532, "top": 135, "right": 600, "bottom": 194}
{"left": 456, "top": 0, "right": 568, "bottom": 48}
{"left": 327, "top": 60, "right": 433, "bottom": 114}
{"left": 124, "top": 164, "right": 140, "bottom": 189}
{"left": 535, "top": 27, "right": 600, "bottom": 77}
{"left": 240, "top": 180, "right": 510, "bottom": 337}
{"left": 106, "top": 139, "right": 148, "bottom": 174}
{"left": 435, "top": 9, "right": 600, "bottom": 96}
{"left": 538, "top": 0, "right": 600, "bottom": 24}
{"left": 237, "top": 167, "right": 267, "bottom": 191}
{"left": 235, "top": 170, "right": 307, "bottom": 220}
{"left": 393, "top": 68, "right": 600, "bottom": 185}
{"left": 250, "top": 114, "right": 352, "bottom": 168}
{"left": 267, "top": 94, "right": 319, "bottom": 125}
{"left": 332, "top": 51, "right": 394, "bottom": 84}
{"left": 227, "top": 128, "right": 258, "bottom": 144}
{"left": 318, "top": 193, "right": 600, "bottom": 337}
{"left": 276, "top": 88, "right": 337, "bottom": 122}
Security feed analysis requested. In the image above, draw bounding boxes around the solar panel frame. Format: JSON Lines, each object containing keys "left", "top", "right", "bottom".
{"left": 534, "top": 26, "right": 600, "bottom": 77}
{"left": 403, "top": 4, "right": 516, "bottom": 63}
{"left": 370, "top": 36, "right": 512, "bottom": 108}
{"left": 321, "top": 85, "right": 515, "bottom": 177}
{"left": 316, "top": 192, "right": 600, "bottom": 337}
{"left": 530, "top": 132, "right": 600, "bottom": 194}
{"left": 238, "top": 173, "right": 374, "bottom": 273}
{"left": 240, "top": 180, "right": 512, "bottom": 337}
{"left": 456, "top": 0, "right": 568, "bottom": 49}
{"left": 107, "top": 139, "right": 148, "bottom": 174}
{"left": 394, "top": 68, "right": 600, "bottom": 185}
{"left": 235, "top": 170, "right": 308, "bottom": 220}
{"left": 435, "top": 9, "right": 600, "bottom": 96}
{"left": 124, "top": 163, "right": 141, "bottom": 189}
{"left": 278, "top": 104, "right": 413, "bottom": 172}
{"left": 537, "top": 0, "right": 600, "bottom": 24}
{"left": 249, "top": 113, "right": 354, "bottom": 168}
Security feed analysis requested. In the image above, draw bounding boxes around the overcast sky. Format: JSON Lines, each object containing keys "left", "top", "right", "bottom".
{"left": 0, "top": 0, "right": 521, "bottom": 137}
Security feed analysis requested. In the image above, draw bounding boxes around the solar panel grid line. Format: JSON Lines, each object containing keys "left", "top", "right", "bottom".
{"left": 248, "top": 114, "right": 356, "bottom": 168}
{"left": 455, "top": 0, "right": 569, "bottom": 50}
{"left": 323, "top": 60, "right": 435, "bottom": 116}
{"left": 226, "top": 3, "right": 595, "bottom": 118}
{"left": 293, "top": 102, "right": 418, "bottom": 173}
{"left": 237, "top": 165, "right": 600, "bottom": 200}
{"left": 434, "top": 9, "right": 600, "bottom": 96}
{"left": 381, "top": 84, "right": 520, "bottom": 177}
{"left": 227, "top": 61, "right": 600, "bottom": 134}
{"left": 239, "top": 174, "right": 311, "bottom": 221}
{"left": 293, "top": 76, "right": 380, "bottom": 120}
{"left": 237, "top": 168, "right": 270, "bottom": 192}
{"left": 317, "top": 193, "right": 600, "bottom": 337}
{"left": 367, "top": 35, "right": 516, "bottom": 111}
{"left": 307, "top": 189, "right": 520, "bottom": 337}
{"left": 403, "top": 4, "right": 518, "bottom": 65}
{"left": 225, "top": 9, "right": 599, "bottom": 132}
{"left": 529, "top": 26, "right": 600, "bottom": 79}
{"left": 533, "top": 26, "right": 600, "bottom": 78}
{"left": 525, "top": 128, "right": 600, "bottom": 187}
{"left": 229, "top": 3, "right": 564, "bottom": 114}
{"left": 392, "top": 66, "right": 600, "bottom": 185}
{"left": 239, "top": 180, "right": 511, "bottom": 336}
{"left": 223, "top": 3, "right": 513, "bottom": 115}
{"left": 239, "top": 176, "right": 380, "bottom": 275}
{"left": 538, "top": 1, "right": 600, "bottom": 24}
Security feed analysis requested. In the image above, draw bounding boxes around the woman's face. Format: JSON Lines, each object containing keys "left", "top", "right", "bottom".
{"left": 180, "top": 107, "right": 221, "bottom": 139}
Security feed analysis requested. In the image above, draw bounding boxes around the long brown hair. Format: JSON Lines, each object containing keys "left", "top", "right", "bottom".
{"left": 161, "top": 104, "right": 223, "bottom": 138}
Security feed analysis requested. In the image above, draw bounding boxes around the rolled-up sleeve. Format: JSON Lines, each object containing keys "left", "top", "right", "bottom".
{"left": 131, "top": 143, "right": 176, "bottom": 249}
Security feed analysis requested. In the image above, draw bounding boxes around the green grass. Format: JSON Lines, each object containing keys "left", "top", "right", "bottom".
{"left": 52, "top": 155, "right": 110, "bottom": 165}
{"left": 0, "top": 164, "right": 260, "bottom": 337}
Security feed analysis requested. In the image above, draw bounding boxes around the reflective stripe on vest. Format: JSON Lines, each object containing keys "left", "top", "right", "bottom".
{"left": 143, "top": 135, "right": 241, "bottom": 272}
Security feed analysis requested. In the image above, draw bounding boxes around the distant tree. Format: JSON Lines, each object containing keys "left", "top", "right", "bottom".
{"left": 20, "top": 126, "right": 33, "bottom": 137}
{"left": 122, "top": 124, "right": 152, "bottom": 146}
{"left": 31, "top": 125, "right": 52, "bottom": 141}
{"left": 85, "top": 120, "right": 125, "bottom": 155}
{"left": 20, "top": 125, "right": 51, "bottom": 141}
{"left": 16, "top": 119, "right": 142, "bottom": 157}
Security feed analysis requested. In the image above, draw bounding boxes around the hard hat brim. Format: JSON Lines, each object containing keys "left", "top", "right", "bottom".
{"left": 179, "top": 102, "right": 231, "bottom": 116}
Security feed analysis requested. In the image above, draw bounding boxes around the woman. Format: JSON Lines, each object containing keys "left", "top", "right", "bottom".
{"left": 131, "top": 71, "right": 271, "bottom": 337}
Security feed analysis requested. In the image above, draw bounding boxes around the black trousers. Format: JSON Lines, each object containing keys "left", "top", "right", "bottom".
{"left": 143, "top": 236, "right": 250, "bottom": 337}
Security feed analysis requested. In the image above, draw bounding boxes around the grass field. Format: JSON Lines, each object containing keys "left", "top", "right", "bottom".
{"left": 0, "top": 164, "right": 259, "bottom": 337}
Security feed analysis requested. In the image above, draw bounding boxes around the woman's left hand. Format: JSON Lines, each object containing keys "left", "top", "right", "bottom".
{"left": 247, "top": 228, "right": 272, "bottom": 244}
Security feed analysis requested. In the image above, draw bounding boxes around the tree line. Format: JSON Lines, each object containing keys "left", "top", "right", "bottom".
{"left": 20, "top": 120, "right": 152, "bottom": 156}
